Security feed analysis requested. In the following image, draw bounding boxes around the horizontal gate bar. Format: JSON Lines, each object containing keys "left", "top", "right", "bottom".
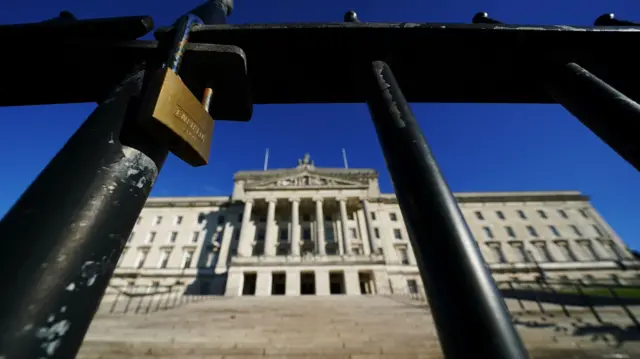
{"left": 3, "top": 19, "right": 640, "bottom": 107}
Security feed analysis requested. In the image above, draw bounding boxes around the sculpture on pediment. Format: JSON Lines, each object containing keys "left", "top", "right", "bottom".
{"left": 276, "top": 178, "right": 295, "bottom": 186}
{"left": 297, "top": 153, "right": 315, "bottom": 167}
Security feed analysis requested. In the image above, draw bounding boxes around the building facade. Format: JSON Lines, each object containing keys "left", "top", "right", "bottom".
{"left": 110, "top": 154, "right": 639, "bottom": 297}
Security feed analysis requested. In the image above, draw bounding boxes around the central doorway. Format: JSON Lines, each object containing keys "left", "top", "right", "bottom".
{"left": 271, "top": 272, "right": 286, "bottom": 295}
{"left": 242, "top": 272, "right": 257, "bottom": 296}
{"left": 329, "top": 271, "right": 345, "bottom": 294}
{"left": 300, "top": 272, "right": 316, "bottom": 295}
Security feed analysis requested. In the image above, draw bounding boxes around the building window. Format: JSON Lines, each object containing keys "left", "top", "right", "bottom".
{"left": 182, "top": 250, "right": 194, "bottom": 268}
{"left": 276, "top": 245, "right": 289, "bottom": 256}
{"left": 165, "top": 232, "right": 176, "bottom": 243}
{"left": 326, "top": 246, "right": 338, "bottom": 255}
{"left": 205, "top": 245, "right": 217, "bottom": 267}
{"left": 324, "top": 215, "right": 332, "bottom": 222}
{"left": 510, "top": 243, "right": 529, "bottom": 262}
{"left": 558, "top": 210, "right": 568, "bottom": 219}
{"left": 603, "top": 241, "right": 623, "bottom": 260}
{"left": 279, "top": 228, "right": 288, "bottom": 240}
{"left": 302, "top": 228, "right": 311, "bottom": 241}
{"left": 475, "top": 211, "right": 484, "bottom": 220}
{"left": 578, "top": 241, "right": 598, "bottom": 261}
{"left": 158, "top": 249, "right": 171, "bottom": 268}
{"left": 407, "top": 279, "right": 419, "bottom": 294}
{"left": 217, "top": 215, "right": 225, "bottom": 225}
{"left": 374, "top": 228, "right": 380, "bottom": 239}
{"left": 517, "top": 210, "right": 527, "bottom": 220}
{"left": 505, "top": 226, "right": 516, "bottom": 238}
{"left": 592, "top": 225, "right": 604, "bottom": 237}
{"left": 377, "top": 248, "right": 384, "bottom": 255}
{"left": 325, "top": 226, "right": 334, "bottom": 242}
{"left": 534, "top": 242, "right": 552, "bottom": 262}
{"left": 398, "top": 248, "right": 410, "bottom": 264}
{"left": 488, "top": 244, "right": 506, "bottom": 263}
{"left": 549, "top": 225, "right": 561, "bottom": 237}
{"left": 371, "top": 212, "right": 377, "bottom": 221}
{"left": 257, "top": 229, "right": 265, "bottom": 241}
{"left": 347, "top": 212, "right": 355, "bottom": 220}
{"left": 571, "top": 225, "right": 582, "bottom": 237}
{"left": 537, "top": 210, "right": 547, "bottom": 219}
{"left": 150, "top": 281, "right": 160, "bottom": 293}
{"left": 353, "top": 247, "right": 361, "bottom": 255}
{"left": 483, "top": 227, "right": 494, "bottom": 240}
{"left": 390, "top": 212, "right": 398, "bottom": 221}
{"left": 496, "top": 211, "right": 505, "bottom": 220}
{"left": 135, "top": 250, "right": 148, "bottom": 269}
{"left": 350, "top": 228, "right": 358, "bottom": 239}
{"left": 146, "top": 232, "right": 156, "bottom": 244}
{"left": 154, "top": 216, "right": 162, "bottom": 225}
{"left": 302, "top": 214, "right": 310, "bottom": 222}
{"left": 192, "top": 232, "right": 200, "bottom": 243}
{"left": 175, "top": 216, "right": 183, "bottom": 225}
{"left": 526, "top": 226, "right": 538, "bottom": 237}
{"left": 252, "top": 243, "right": 264, "bottom": 256}
{"left": 579, "top": 209, "right": 589, "bottom": 218}
{"left": 556, "top": 242, "right": 577, "bottom": 261}
{"left": 128, "top": 232, "right": 135, "bottom": 243}
{"left": 393, "top": 229, "right": 403, "bottom": 240}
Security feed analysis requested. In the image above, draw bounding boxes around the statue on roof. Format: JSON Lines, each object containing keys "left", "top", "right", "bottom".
{"left": 297, "top": 153, "right": 314, "bottom": 167}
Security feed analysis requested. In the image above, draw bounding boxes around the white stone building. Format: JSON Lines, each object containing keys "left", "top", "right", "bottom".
{"left": 110, "top": 154, "right": 639, "bottom": 297}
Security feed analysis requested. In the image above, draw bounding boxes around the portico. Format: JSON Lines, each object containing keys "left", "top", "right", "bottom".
{"left": 231, "top": 154, "right": 386, "bottom": 261}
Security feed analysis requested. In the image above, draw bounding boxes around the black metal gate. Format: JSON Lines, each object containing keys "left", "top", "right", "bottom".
{"left": 0, "top": 2, "right": 638, "bottom": 358}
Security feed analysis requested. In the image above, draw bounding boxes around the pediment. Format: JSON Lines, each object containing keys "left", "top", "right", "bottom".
{"left": 246, "top": 172, "right": 367, "bottom": 189}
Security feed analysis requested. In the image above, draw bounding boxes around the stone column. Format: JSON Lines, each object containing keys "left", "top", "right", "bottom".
{"left": 214, "top": 222, "right": 234, "bottom": 274}
{"left": 290, "top": 198, "right": 301, "bottom": 256}
{"left": 361, "top": 198, "right": 375, "bottom": 255}
{"left": 315, "top": 197, "right": 326, "bottom": 256}
{"left": 339, "top": 198, "right": 352, "bottom": 255}
{"left": 264, "top": 198, "right": 277, "bottom": 257}
{"left": 237, "top": 199, "right": 253, "bottom": 257}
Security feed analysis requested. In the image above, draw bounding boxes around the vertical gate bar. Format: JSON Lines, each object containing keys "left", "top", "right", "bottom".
{"left": 365, "top": 60, "right": 530, "bottom": 359}
{"left": 0, "top": 2, "right": 232, "bottom": 358}
{"left": 542, "top": 62, "right": 640, "bottom": 171}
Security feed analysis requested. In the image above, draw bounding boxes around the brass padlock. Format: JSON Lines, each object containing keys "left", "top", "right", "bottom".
{"left": 138, "top": 67, "right": 214, "bottom": 167}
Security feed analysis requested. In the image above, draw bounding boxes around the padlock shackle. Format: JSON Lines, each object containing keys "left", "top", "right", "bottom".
{"left": 167, "top": 0, "right": 233, "bottom": 73}
{"left": 166, "top": 14, "right": 203, "bottom": 73}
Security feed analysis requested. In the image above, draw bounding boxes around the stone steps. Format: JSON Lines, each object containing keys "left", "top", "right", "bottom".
{"left": 78, "top": 296, "right": 640, "bottom": 359}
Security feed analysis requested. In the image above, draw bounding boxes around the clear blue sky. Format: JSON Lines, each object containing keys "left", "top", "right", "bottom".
{"left": 1, "top": 0, "right": 639, "bottom": 250}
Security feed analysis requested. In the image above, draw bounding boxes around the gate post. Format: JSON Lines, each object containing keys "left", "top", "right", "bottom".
{"left": 0, "top": 2, "right": 232, "bottom": 358}
{"left": 365, "top": 60, "right": 530, "bottom": 359}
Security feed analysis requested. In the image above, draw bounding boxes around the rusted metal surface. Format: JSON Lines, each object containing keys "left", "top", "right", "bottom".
{"left": 0, "top": 2, "right": 233, "bottom": 358}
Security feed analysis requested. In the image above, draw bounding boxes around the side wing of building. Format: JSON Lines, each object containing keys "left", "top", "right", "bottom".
{"left": 111, "top": 162, "right": 639, "bottom": 297}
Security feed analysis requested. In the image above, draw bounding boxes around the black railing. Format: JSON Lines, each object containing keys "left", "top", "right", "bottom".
{"left": 2, "top": 4, "right": 640, "bottom": 359}
{"left": 101, "top": 285, "right": 212, "bottom": 315}
{"left": 397, "top": 279, "right": 640, "bottom": 331}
